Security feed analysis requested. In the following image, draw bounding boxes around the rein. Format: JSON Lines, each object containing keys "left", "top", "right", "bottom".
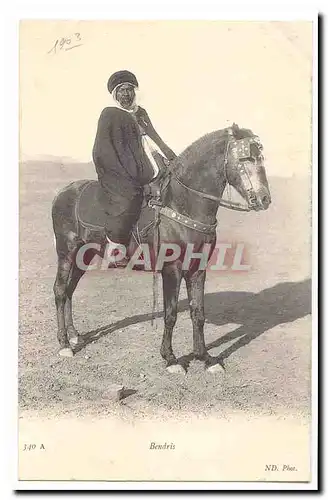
{"left": 148, "top": 133, "right": 257, "bottom": 238}
{"left": 173, "top": 175, "right": 221, "bottom": 203}
{"left": 172, "top": 136, "right": 252, "bottom": 213}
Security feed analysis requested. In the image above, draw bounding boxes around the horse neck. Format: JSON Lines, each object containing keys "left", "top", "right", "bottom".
{"left": 164, "top": 139, "right": 228, "bottom": 225}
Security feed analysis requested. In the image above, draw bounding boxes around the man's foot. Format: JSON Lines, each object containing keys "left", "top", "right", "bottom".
{"left": 105, "top": 234, "right": 130, "bottom": 267}
{"left": 113, "top": 256, "right": 130, "bottom": 268}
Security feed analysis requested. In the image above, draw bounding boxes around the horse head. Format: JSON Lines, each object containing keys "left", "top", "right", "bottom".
{"left": 224, "top": 124, "right": 271, "bottom": 211}
{"left": 174, "top": 124, "right": 271, "bottom": 213}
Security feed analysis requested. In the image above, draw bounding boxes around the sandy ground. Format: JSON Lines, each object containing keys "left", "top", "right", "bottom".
{"left": 18, "top": 160, "right": 312, "bottom": 481}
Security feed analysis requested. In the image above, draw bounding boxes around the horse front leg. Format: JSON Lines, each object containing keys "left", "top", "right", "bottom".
{"left": 185, "top": 269, "right": 225, "bottom": 373}
{"left": 184, "top": 270, "right": 208, "bottom": 361}
{"left": 160, "top": 263, "right": 185, "bottom": 373}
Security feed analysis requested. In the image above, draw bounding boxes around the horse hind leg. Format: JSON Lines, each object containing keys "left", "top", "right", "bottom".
{"left": 54, "top": 254, "right": 74, "bottom": 357}
{"left": 65, "top": 248, "right": 98, "bottom": 348}
{"left": 64, "top": 265, "right": 84, "bottom": 348}
{"left": 53, "top": 229, "right": 84, "bottom": 356}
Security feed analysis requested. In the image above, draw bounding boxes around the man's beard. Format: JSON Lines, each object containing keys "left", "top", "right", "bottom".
{"left": 119, "top": 96, "right": 135, "bottom": 109}
{"left": 116, "top": 96, "right": 137, "bottom": 112}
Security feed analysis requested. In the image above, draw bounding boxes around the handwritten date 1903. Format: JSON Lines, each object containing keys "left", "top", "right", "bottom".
{"left": 48, "top": 33, "right": 82, "bottom": 54}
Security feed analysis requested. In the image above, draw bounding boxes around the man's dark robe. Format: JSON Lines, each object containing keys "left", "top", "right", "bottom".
{"left": 93, "top": 105, "right": 176, "bottom": 211}
{"left": 92, "top": 107, "right": 155, "bottom": 215}
{"left": 92, "top": 105, "right": 176, "bottom": 243}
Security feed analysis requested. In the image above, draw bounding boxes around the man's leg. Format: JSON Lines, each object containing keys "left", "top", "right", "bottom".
{"left": 104, "top": 193, "right": 143, "bottom": 262}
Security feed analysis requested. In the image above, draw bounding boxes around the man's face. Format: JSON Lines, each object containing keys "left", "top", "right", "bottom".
{"left": 114, "top": 83, "right": 136, "bottom": 110}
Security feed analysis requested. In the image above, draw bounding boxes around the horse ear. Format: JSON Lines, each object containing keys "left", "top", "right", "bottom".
{"left": 232, "top": 122, "right": 239, "bottom": 131}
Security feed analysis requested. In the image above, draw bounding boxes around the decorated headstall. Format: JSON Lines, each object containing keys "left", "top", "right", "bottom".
{"left": 224, "top": 135, "right": 264, "bottom": 210}
{"left": 231, "top": 136, "right": 263, "bottom": 163}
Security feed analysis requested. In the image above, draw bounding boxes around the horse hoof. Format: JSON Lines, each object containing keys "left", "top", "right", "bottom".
{"left": 59, "top": 347, "right": 74, "bottom": 358}
{"left": 69, "top": 336, "right": 80, "bottom": 347}
{"left": 206, "top": 362, "right": 225, "bottom": 374}
{"left": 166, "top": 364, "right": 186, "bottom": 375}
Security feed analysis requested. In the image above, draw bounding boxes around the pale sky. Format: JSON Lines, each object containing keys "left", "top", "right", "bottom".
{"left": 19, "top": 20, "right": 313, "bottom": 176}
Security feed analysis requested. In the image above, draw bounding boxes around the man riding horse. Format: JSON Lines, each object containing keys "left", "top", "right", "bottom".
{"left": 53, "top": 102, "right": 271, "bottom": 362}
{"left": 92, "top": 70, "right": 177, "bottom": 257}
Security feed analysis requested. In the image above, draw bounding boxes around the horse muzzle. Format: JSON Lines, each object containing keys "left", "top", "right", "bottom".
{"left": 260, "top": 193, "right": 271, "bottom": 210}
{"left": 247, "top": 189, "right": 271, "bottom": 211}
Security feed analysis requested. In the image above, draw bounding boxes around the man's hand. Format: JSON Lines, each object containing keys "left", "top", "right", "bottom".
{"left": 164, "top": 149, "right": 177, "bottom": 162}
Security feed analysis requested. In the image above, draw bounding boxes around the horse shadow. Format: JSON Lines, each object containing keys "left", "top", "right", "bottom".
{"left": 74, "top": 279, "right": 311, "bottom": 368}
{"left": 177, "top": 278, "right": 311, "bottom": 369}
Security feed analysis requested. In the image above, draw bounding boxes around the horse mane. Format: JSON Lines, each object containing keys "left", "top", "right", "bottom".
{"left": 174, "top": 124, "right": 254, "bottom": 173}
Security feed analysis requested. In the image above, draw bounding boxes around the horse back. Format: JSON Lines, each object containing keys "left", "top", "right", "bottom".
{"left": 52, "top": 180, "right": 90, "bottom": 238}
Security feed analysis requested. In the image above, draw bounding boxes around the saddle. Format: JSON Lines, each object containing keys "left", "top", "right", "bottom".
{"left": 76, "top": 172, "right": 168, "bottom": 244}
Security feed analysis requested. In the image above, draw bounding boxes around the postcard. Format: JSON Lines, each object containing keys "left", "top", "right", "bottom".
{"left": 17, "top": 17, "right": 317, "bottom": 489}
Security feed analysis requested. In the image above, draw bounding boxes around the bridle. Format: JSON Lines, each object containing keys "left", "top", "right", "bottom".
{"left": 147, "top": 132, "right": 264, "bottom": 236}
{"left": 172, "top": 132, "right": 264, "bottom": 212}
{"left": 221, "top": 134, "right": 251, "bottom": 212}
{"left": 221, "top": 133, "right": 265, "bottom": 212}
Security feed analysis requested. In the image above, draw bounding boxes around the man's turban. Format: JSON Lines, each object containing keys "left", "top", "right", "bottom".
{"left": 107, "top": 70, "right": 139, "bottom": 94}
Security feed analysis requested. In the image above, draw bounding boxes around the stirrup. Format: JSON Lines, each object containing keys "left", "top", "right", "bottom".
{"left": 105, "top": 235, "right": 130, "bottom": 266}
